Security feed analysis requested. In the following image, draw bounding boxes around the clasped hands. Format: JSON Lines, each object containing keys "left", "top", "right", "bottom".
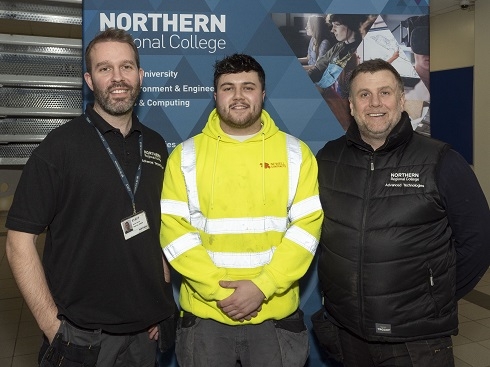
{"left": 217, "top": 280, "right": 265, "bottom": 322}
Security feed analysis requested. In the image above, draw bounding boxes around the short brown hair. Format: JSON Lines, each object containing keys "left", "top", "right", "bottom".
{"left": 348, "top": 58, "right": 404, "bottom": 97}
{"left": 213, "top": 54, "right": 265, "bottom": 91}
{"left": 85, "top": 28, "right": 140, "bottom": 73}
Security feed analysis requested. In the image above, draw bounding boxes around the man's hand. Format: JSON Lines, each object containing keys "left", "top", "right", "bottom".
{"left": 217, "top": 280, "right": 265, "bottom": 322}
{"left": 162, "top": 256, "right": 171, "bottom": 283}
{"left": 148, "top": 325, "right": 159, "bottom": 340}
{"left": 45, "top": 318, "right": 62, "bottom": 344}
{"left": 6, "top": 230, "right": 61, "bottom": 344}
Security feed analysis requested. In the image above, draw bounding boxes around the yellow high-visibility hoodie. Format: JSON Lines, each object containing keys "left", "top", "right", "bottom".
{"left": 160, "top": 108, "right": 323, "bottom": 325}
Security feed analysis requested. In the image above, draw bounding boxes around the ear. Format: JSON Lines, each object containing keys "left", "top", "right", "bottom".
{"left": 262, "top": 90, "right": 265, "bottom": 102}
{"left": 84, "top": 72, "right": 94, "bottom": 92}
{"left": 139, "top": 68, "right": 144, "bottom": 86}
{"left": 349, "top": 98, "right": 354, "bottom": 117}
{"left": 213, "top": 92, "right": 217, "bottom": 102}
{"left": 399, "top": 92, "right": 406, "bottom": 109}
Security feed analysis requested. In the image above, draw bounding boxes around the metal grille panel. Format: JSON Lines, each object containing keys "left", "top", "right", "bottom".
{"left": 0, "top": 0, "right": 82, "bottom": 25}
{"left": 0, "top": 87, "right": 82, "bottom": 109}
{"left": 0, "top": 54, "right": 82, "bottom": 78}
{"left": 0, "top": 1, "right": 83, "bottom": 164}
{"left": 0, "top": 117, "right": 68, "bottom": 136}
{"left": 0, "top": 143, "right": 38, "bottom": 164}
{"left": 0, "top": 43, "right": 81, "bottom": 56}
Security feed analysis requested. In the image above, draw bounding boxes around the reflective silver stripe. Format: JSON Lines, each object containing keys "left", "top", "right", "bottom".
{"left": 199, "top": 216, "right": 287, "bottom": 234}
{"left": 176, "top": 134, "right": 312, "bottom": 266}
{"left": 181, "top": 134, "right": 303, "bottom": 231}
{"left": 289, "top": 196, "right": 322, "bottom": 223}
{"left": 207, "top": 248, "right": 276, "bottom": 268}
{"left": 181, "top": 138, "right": 207, "bottom": 230}
{"left": 164, "top": 232, "right": 201, "bottom": 262}
{"left": 286, "top": 134, "right": 301, "bottom": 212}
{"left": 285, "top": 226, "right": 319, "bottom": 255}
{"left": 161, "top": 199, "right": 190, "bottom": 221}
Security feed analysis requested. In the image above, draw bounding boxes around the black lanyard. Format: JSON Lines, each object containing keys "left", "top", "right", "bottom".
{"left": 85, "top": 114, "right": 142, "bottom": 215}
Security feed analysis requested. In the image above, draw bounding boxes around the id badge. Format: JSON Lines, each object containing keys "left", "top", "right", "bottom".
{"left": 121, "top": 211, "right": 149, "bottom": 240}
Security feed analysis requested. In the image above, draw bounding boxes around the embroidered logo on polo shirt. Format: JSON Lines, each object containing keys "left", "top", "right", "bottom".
{"left": 143, "top": 150, "right": 164, "bottom": 169}
{"left": 384, "top": 171, "right": 425, "bottom": 189}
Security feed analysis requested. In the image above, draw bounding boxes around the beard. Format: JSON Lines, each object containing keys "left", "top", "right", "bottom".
{"left": 93, "top": 81, "right": 140, "bottom": 116}
{"left": 216, "top": 103, "right": 262, "bottom": 131}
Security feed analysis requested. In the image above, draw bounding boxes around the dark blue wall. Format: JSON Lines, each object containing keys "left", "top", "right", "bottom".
{"left": 431, "top": 67, "right": 474, "bottom": 164}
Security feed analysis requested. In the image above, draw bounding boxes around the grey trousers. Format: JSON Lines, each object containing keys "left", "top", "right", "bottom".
{"left": 39, "top": 319, "right": 157, "bottom": 367}
{"left": 175, "top": 309, "right": 309, "bottom": 367}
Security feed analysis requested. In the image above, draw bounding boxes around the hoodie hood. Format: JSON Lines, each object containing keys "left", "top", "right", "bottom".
{"left": 200, "top": 108, "right": 280, "bottom": 207}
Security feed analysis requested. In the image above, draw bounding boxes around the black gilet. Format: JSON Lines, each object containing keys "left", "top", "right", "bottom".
{"left": 316, "top": 112, "right": 458, "bottom": 342}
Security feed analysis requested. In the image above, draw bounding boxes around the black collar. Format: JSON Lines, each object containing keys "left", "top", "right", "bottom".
{"left": 346, "top": 111, "right": 413, "bottom": 152}
{"left": 85, "top": 104, "right": 142, "bottom": 136}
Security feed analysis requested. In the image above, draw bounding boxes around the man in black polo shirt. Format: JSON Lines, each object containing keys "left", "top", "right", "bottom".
{"left": 5, "top": 28, "right": 176, "bottom": 366}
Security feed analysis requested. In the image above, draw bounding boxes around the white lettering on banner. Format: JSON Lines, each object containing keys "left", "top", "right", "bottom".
{"left": 141, "top": 86, "right": 174, "bottom": 93}
{"left": 99, "top": 13, "right": 227, "bottom": 53}
{"left": 143, "top": 70, "right": 179, "bottom": 79}
{"left": 100, "top": 13, "right": 226, "bottom": 32}
{"left": 145, "top": 99, "right": 190, "bottom": 108}
{"left": 183, "top": 85, "right": 214, "bottom": 93}
{"left": 132, "top": 34, "right": 226, "bottom": 54}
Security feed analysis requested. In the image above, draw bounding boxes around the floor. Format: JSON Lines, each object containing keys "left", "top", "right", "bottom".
{"left": 1, "top": 211, "right": 490, "bottom": 367}
{"left": 0, "top": 212, "right": 43, "bottom": 367}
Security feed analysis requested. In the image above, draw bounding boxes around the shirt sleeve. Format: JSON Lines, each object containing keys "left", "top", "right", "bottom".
{"left": 6, "top": 150, "right": 61, "bottom": 234}
{"left": 308, "top": 45, "right": 336, "bottom": 83}
{"left": 437, "top": 149, "right": 490, "bottom": 300}
{"left": 159, "top": 146, "right": 231, "bottom": 302}
{"left": 252, "top": 142, "right": 323, "bottom": 298}
{"left": 317, "top": 39, "right": 331, "bottom": 60}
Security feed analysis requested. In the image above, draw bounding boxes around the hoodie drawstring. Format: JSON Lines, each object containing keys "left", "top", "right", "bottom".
{"left": 210, "top": 135, "right": 221, "bottom": 210}
{"left": 261, "top": 132, "right": 266, "bottom": 205}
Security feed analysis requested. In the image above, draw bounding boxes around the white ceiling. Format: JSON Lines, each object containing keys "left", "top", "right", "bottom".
{"left": 430, "top": 0, "right": 477, "bottom": 16}
{"left": 0, "top": 0, "right": 474, "bottom": 39}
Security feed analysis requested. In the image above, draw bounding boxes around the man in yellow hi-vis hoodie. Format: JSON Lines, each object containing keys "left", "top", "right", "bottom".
{"left": 160, "top": 54, "right": 323, "bottom": 367}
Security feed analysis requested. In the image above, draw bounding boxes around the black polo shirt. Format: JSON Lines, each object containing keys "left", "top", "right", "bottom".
{"left": 7, "top": 104, "right": 175, "bottom": 333}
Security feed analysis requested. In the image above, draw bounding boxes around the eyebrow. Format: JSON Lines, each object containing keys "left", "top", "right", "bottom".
{"left": 356, "top": 85, "right": 394, "bottom": 94}
{"left": 219, "top": 81, "right": 257, "bottom": 88}
{"left": 94, "top": 59, "right": 136, "bottom": 68}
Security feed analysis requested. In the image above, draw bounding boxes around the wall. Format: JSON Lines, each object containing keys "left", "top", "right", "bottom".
{"left": 431, "top": 6, "right": 490, "bottom": 203}
{"left": 474, "top": 1, "right": 490, "bottom": 201}
{"left": 430, "top": 9, "right": 474, "bottom": 164}
{"left": 430, "top": 9, "right": 474, "bottom": 70}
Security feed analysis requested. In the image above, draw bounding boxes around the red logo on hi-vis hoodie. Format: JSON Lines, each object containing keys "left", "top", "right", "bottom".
{"left": 260, "top": 162, "right": 286, "bottom": 169}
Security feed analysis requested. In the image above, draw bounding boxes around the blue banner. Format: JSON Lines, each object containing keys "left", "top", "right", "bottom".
{"left": 83, "top": 1, "right": 429, "bottom": 365}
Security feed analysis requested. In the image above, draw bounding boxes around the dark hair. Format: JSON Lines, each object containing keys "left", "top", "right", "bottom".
{"left": 407, "top": 15, "right": 429, "bottom": 55}
{"left": 213, "top": 54, "right": 265, "bottom": 91}
{"left": 309, "top": 15, "right": 334, "bottom": 59}
{"left": 329, "top": 14, "right": 369, "bottom": 41}
{"left": 348, "top": 59, "right": 404, "bottom": 96}
{"left": 85, "top": 28, "right": 140, "bottom": 72}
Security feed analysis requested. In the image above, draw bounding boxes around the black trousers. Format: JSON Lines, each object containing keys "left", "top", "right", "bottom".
{"left": 338, "top": 327, "right": 455, "bottom": 367}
